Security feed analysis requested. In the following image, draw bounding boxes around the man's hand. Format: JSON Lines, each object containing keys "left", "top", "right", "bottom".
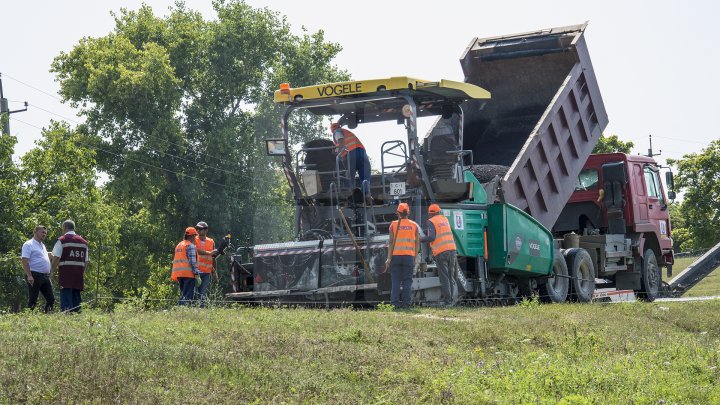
{"left": 26, "top": 274, "right": 34, "bottom": 287}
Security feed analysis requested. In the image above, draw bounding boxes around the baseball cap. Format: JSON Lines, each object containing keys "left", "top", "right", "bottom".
{"left": 428, "top": 204, "right": 441, "bottom": 214}
{"left": 185, "top": 227, "right": 199, "bottom": 236}
{"left": 397, "top": 202, "right": 410, "bottom": 214}
{"left": 196, "top": 221, "right": 208, "bottom": 229}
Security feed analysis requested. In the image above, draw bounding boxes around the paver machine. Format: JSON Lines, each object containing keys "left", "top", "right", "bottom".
{"left": 227, "top": 24, "right": 611, "bottom": 305}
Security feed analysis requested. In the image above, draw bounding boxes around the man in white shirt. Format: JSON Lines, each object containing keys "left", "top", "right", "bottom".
{"left": 21, "top": 225, "right": 55, "bottom": 312}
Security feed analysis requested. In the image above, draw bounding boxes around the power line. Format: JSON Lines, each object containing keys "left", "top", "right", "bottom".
{"left": 29, "top": 104, "right": 247, "bottom": 179}
{"left": 9, "top": 116, "right": 253, "bottom": 195}
{"left": 28, "top": 101, "right": 234, "bottom": 167}
{"left": 650, "top": 135, "right": 713, "bottom": 146}
{"left": 3, "top": 71, "right": 248, "bottom": 167}
{"left": 1, "top": 72, "right": 63, "bottom": 101}
{"left": 4, "top": 73, "right": 259, "bottom": 181}
{"left": 11, "top": 104, "right": 260, "bottom": 183}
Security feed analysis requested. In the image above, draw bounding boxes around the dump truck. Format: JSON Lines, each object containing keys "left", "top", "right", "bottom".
{"left": 226, "top": 23, "right": 714, "bottom": 305}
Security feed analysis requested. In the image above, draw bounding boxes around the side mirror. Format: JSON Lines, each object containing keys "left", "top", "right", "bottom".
{"left": 667, "top": 190, "right": 676, "bottom": 200}
{"left": 665, "top": 171, "right": 675, "bottom": 191}
{"left": 265, "top": 139, "right": 287, "bottom": 156}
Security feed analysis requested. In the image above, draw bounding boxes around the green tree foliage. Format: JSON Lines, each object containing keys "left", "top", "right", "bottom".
{"left": 592, "top": 134, "right": 634, "bottom": 154}
{"left": 51, "top": 1, "right": 348, "bottom": 250}
{"left": 0, "top": 133, "right": 25, "bottom": 252}
{"left": 668, "top": 140, "right": 720, "bottom": 250}
{"left": 668, "top": 202, "right": 693, "bottom": 252}
{"left": 0, "top": 122, "right": 126, "bottom": 310}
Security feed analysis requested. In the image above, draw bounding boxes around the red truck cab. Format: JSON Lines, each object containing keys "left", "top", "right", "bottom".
{"left": 555, "top": 153, "right": 674, "bottom": 269}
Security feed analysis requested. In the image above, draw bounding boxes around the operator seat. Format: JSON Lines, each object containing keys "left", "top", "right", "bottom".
{"left": 422, "top": 116, "right": 460, "bottom": 181}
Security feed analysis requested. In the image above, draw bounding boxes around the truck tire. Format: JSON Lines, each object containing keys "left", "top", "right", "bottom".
{"left": 639, "top": 249, "right": 660, "bottom": 301}
{"left": 564, "top": 248, "right": 595, "bottom": 302}
{"left": 539, "top": 253, "right": 569, "bottom": 303}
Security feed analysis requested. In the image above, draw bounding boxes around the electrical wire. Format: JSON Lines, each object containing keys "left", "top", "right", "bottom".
{"left": 21, "top": 102, "right": 256, "bottom": 181}
{"left": 650, "top": 135, "right": 715, "bottom": 146}
{"left": 3, "top": 72, "right": 268, "bottom": 179}
{"left": 10, "top": 116, "right": 248, "bottom": 194}
{"left": 1, "top": 72, "right": 63, "bottom": 101}
{"left": 9, "top": 115, "right": 289, "bottom": 196}
{"left": 26, "top": 101, "right": 240, "bottom": 169}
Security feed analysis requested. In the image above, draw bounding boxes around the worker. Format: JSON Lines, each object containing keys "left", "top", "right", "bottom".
{"left": 172, "top": 227, "right": 200, "bottom": 306}
{"left": 331, "top": 122, "right": 372, "bottom": 203}
{"left": 384, "top": 202, "right": 420, "bottom": 308}
{"left": 51, "top": 220, "right": 89, "bottom": 313}
{"left": 194, "top": 221, "right": 218, "bottom": 306}
{"left": 421, "top": 204, "right": 458, "bottom": 306}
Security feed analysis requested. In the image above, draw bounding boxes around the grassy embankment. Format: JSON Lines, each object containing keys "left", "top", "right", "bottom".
{"left": 2, "top": 300, "right": 720, "bottom": 404}
{"left": 2, "top": 257, "right": 719, "bottom": 403}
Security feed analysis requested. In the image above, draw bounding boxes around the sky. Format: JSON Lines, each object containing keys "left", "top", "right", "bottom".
{"left": 2, "top": 0, "right": 719, "bottom": 173}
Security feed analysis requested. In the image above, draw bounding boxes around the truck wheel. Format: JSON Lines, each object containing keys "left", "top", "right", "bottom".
{"left": 565, "top": 248, "right": 595, "bottom": 302}
{"left": 639, "top": 249, "right": 660, "bottom": 301}
{"left": 539, "top": 253, "right": 569, "bottom": 303}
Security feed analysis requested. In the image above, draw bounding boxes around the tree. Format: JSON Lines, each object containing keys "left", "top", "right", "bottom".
{"left": 668, "top": 202, "right": 693, "bottom": 252}
{"left": 667, "top": 140, "right": 720, "bottom": 250}
{"left": 592, "top": 134, "right": 634, "bottom": 154}
{"left": 0, "top": 122, "right": 127, "bottom": 310}
{"left": 48, "top": 1, "right": 349, "bottom": 299}
{"left": 0, "top": 133, "right": 26, "bottom": 252}
{"left": 51, "top": 2, "right": 348, "bottom": 248}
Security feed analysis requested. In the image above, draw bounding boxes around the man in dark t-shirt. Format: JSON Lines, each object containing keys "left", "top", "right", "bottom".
{"left": 51, "top": 220, "right": 89, "bottom": 313}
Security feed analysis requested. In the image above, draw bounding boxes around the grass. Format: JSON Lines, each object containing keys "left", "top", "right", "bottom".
{"left": 664, "top": 255, "right": 720, "bottom": 297}
{"left": 1, "top": 255, "right": 718, "bottom": 403}
{"left": 2, "top": 301, "right": 720, "bottom": 404}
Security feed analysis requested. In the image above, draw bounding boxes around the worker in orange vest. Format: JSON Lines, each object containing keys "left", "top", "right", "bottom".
{"left": 172, "top": 227, "right": 200, "bottom": 306}
{"left": 194, "top": 221, "right": 218, "bottom": 307}
{"left": 385, "top": 202, "right": 420, "bottom": 308}
{"left": 421, "top": 204, "right": 459, "bottom": 306}
{"left": 331, "top": 122, "right": 372, "bottom": 203}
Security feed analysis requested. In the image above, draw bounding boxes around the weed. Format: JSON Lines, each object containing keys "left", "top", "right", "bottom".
{"left": 517, "top": 293, "right": 541, "bottom": 309}
{"left": 375, "top": 302, "right": 394, "bottom": 312}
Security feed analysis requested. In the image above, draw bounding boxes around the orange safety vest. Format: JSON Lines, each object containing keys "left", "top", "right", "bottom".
{"left": 333, "top": 128, "right": 364, "bottom": 158}
{"left": 389, "top": 219, "right": 419, "bottom": 256}
{"left": 171, "top": 240, "right": 195, "bottom": 281}
{"left": 428, "top": 215, "right": 457, "bottom": 256}
{"left": 195, "top": 236, "right": 215, "bottom": 274}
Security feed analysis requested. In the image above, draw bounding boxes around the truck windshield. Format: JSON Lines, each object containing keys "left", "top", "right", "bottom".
{"left": 644, "top": 166, "right": 666, "bottom": 205}
{"left": 575, "top": 169, "right": 599, "bottom": 191}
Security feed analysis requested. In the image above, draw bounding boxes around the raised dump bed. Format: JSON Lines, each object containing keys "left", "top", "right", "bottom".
{"left": 425, "top": 23, "right": 609, "bottom": 230}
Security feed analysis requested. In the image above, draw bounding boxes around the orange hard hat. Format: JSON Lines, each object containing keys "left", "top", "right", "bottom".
{"left": 397, "top": 202, "right": 410, "bottom": 214}
{"left": 428, "top": 204, "right": 441, "bottom": 214}
{"left": 185, "top": 226, "right": 198, "bottom": 236}
{"left": 330, "top": 122, "right": 341, "bottom": 131}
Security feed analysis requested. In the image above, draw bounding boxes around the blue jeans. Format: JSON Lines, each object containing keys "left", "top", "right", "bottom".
{"left": 177, "top": 277, "right": 196, "bottom": 306}
{"left": 390, "top": 255, "right": 414, "bottom": 307}
{"left": 197, "top": 273, "right": 212, "bottom": 307}
{"left": 347, "top": 148, "right": 371, "bottom": 195}
{"left": 60, "top": 288, "right": 82, "bottom": 312}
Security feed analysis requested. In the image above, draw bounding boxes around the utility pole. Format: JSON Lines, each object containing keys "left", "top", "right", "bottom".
{"left": 645, "top": 134, "right": 661, "bottom": 158}
{"left": 0, "top": 73, "right": 28, "bottom": 135}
